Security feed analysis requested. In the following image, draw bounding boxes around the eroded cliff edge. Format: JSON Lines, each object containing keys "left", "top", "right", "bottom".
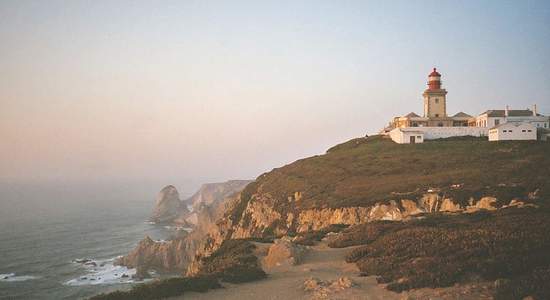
{"left": 118, "top": 180, "right": 251, "bottom": 275}
{"left": 104, "top": 135, "right": 550, "bottom": 299}
{"left": 186, "top": 136, "right": 550, "bottom": 277}
{"left": 118, "top": 136, "right": 550, "bottom": 293}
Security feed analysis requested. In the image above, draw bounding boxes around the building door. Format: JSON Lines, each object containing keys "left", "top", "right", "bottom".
{"left": 410, "top": 136, "right": 416, "bottom": 144}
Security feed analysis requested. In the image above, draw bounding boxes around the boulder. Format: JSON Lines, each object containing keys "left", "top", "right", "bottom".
{"left": 263, "top": 238, "right": 307, "bottom": 269}
{"left": 303, "top": 277, "right": 354, "bottom": 298}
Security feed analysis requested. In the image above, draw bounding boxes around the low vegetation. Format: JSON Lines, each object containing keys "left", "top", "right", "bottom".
{"left": 232, "top": 135, "right": 550, "bottom": 227}
{"left": 90, "top": 239, "right": 266, "bottom": 300}
{"left": 334, "top": 206, "right": 550, "bottom": 299}
{"left": 292, "top": 224, "right": 349, "bottom": 246}
{"left": 195, "top": 239, "right": 267, "bottom": 283}
{"left": 89, "top": 276, "right": 220, "bottom": 300}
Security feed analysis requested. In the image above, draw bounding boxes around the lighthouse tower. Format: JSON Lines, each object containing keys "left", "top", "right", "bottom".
{"left": 423, "top": 68, "right": 448, "bottom": 118}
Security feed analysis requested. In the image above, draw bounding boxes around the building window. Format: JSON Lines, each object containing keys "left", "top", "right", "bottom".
{"left": 528, "top": 130, "right": 532, "bottom": 132}
{"left": 417, "top": 136, "right": 422, "bottom": 139}
{"left": 545, "top": 123, "right": 548, "bottom": 128}
{"left": 435, "top": 114, "right": 439, "bottom": 117}
{"left": 495, "top": 119, "right": 500, "bottom": 126}
{"left": 438, "top": 122, "right": 443, "bottom": 127}
{"left": 503, "top": 130, "right": 507, "bottom": 133}
{"left": 522, "top": 130, "right": 526, "bottom": 132}
{"left": 509, "top": 130, "right": 513, "bottom": 133}
{"left": 435, "top": 98, "right": 439, "bottom": 103}
{"left": 412, "top": 122, "right": 418, "bottom": 127}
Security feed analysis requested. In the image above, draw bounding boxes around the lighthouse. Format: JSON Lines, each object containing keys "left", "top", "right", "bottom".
{"left": 423, "top": 68, "right": 448, "bottom": 118}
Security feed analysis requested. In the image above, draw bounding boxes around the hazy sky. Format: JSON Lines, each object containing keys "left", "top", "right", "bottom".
{"left": 1, "top": 0, "right": 549, "bottom": 185}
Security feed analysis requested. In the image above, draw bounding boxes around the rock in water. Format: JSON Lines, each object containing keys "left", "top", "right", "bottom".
{"left": 150, "top": 185, "right": 187, "bottom": 224}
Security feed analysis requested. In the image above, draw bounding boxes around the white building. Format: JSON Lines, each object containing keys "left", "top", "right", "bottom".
{"left": 488, "top": 122, "right": 537, "bottom": 141}
{"left": 389, "top": 128, "right": 424, "bottom": 144}
{"left": 476, "top": 105, "right": 549, "bottom": 129}
{"left": 389, "top": 127, "right": 488, "bottom": 144}
{"left": 382, "top": 68, "right": 549, "bottom": 143}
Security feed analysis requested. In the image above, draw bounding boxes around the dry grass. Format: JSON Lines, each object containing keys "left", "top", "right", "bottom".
{"left": 333, "top": 207, "right": 550, "bottom": 298}
{"left": 231, "top": 136, "right": 550, "bottom": 229}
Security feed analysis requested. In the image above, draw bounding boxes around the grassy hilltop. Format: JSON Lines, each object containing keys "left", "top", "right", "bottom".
{"left": 235, "top": 135, "right": 550, "bottom": 219}
{"left": 91, "top": 136, "right": 550, "bottom": 300}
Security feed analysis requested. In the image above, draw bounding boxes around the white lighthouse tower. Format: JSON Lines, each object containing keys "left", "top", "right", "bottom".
{"left": 423, "top": 68, "right": 448, "bottom": 119}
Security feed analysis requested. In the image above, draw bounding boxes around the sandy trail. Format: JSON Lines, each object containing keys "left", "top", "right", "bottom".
{"left": 176, "top": 241, "right": 402, "bottom": 300}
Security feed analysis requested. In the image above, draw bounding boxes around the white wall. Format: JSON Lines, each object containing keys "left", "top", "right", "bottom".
{"left": 390, "top": 127, "right": 487, "bottom": 143}
{"left": 506, "top": 116, "right": 549, "bottom": 129}
{"left": 399, "top": 127, "right": 488, "bottom": 140}
{"left": 476, "top": 115, "right": 505, "bottom": 127}
{"left": 488, "top": 123, "right": 537, "bottom": 141}
{"left": 477, "top": 114, "right": 549, "bottom": 128}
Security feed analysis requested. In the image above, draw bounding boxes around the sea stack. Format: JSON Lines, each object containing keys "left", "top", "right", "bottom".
{"left": 149, "top": 185, "right": 187, "bottom": 224}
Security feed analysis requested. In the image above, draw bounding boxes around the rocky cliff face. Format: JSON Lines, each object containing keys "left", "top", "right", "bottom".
{"left": 149, "top": 185, "right": 188, "bottom": 224}
{"left": 120, "top": 181, "right": 251, "bottom": 275}
{"left": 185, "top": 180, "right": 252, "bottom": 210}
{"left": 147, "top": 137, "right": 549, "bottom": 278}
{"left": 173, "top": 180, "right": 252, "bottom": 226}
{"left": 228, "top": 193, "right": 530, "bottom": 236}
{"left": 185, "top": 191, "right": 535, "bottom": 276}
{"left": 115, "top": 235, "right": 192, "bottom": 275}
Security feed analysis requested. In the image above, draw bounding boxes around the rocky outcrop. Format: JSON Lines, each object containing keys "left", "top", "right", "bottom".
{"left": 174, "top": 180, "right": 252, "bottom": 226}
{"left": 263, "top": 238, "right": 307, "bottom": 269}
{"left": 121, "top": 181, "right": 252, "bottom": 276}
{"left": 303, "top": 277, "right": 354, "bottom": 299}
{"left": 185, "top": 180, "right": 252, "bottom": 211}
{"left": 297, "top": 207, "right": 371, "bottom": 233}
{"left": 185, "top": 194, "right": 536, "bottom": 279}
{"left": 227, "top": 193, "right": 530, "bottom": 242}
{"left": 116, "top": 235, "right": 191, "bottom": 274}
{"left": 150, "top": 185, "right": 188, "bottom": 224}
{"left": 233, "top": 196, "right": 283, "bottom": 238}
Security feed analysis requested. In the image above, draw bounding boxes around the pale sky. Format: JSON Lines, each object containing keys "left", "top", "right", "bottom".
{"left": 1, "top": 0, "right": 549, "bottom": 185}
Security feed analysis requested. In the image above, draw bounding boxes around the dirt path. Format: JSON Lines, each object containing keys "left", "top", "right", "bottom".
{"left": 176, "top": 241, "right": 403, "bottom": 300}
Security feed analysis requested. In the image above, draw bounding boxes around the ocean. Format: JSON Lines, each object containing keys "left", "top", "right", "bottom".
{"left": 0, "top": 181, "right": 190, "bottom": 300}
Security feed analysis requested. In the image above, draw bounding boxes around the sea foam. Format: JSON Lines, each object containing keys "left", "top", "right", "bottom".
{"left": 0, "top": 273, "right": 39, "bottom": 282}
{"left": 65, "top": 257, "right": 151, "bottom": 286}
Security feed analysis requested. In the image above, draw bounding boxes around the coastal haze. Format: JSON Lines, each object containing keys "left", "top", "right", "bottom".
{"left": 1, "top": 1, "right": 550, "bottom": 300}
{"left": 1, "top": 1, "right": 550, "bottom": 185}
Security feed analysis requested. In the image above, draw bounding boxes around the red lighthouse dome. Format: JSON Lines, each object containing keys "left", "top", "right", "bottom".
{"left": 428, "top": 67, "right": 442, "bottom": 90}
{"left": 429, "top": 68, "right": 441, "bottom": 77}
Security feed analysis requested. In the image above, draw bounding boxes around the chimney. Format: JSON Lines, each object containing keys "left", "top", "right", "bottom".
{"left": 533, "top": 104, "right": 538, "bottom": 116}
{"left": 505, "top": 105, "right": 509, "bottom": 117}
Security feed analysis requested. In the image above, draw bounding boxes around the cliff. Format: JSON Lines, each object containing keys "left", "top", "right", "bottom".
{"left": 119, "top": 180, "right": 251, "bottom": 274}
{"left": 187, "top": 135, "right": 550, "bottom": 275}
{"left": 174, "top": 180, "right": 252, "bottom": 226}
{"left": 184, "top": 180, "right": 252, "bottom": 210}
{"left": 100, "top": 135, "right": 550, "bottom": 299}
{"left": 115, "top": 235, "right": 192, "bottom": 277}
